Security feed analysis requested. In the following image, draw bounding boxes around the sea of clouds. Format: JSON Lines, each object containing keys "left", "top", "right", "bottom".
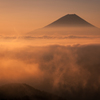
{"left": 0, "top": 43, "right": 100, "bottom": 99}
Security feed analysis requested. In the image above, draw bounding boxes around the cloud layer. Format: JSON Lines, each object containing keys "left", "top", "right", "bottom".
{"left": 0, "top": 44, "right": 100, "bottom": 99}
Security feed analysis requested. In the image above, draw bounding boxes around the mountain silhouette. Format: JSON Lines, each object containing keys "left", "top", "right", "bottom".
{"left": 0, "top": 83, "right": 64, "bottom": 100}
{"left": 26, "top": 14, "right": 100, "bottom": 36}
{"left": 44, "top": 14, "right": 95, "bottom": 28}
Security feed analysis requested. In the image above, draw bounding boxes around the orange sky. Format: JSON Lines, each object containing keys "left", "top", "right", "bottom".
{"left": 0, "top": 0, "right": 100, "bottom": 34}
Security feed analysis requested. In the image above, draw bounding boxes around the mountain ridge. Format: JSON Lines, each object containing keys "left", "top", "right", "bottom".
{"left": 26, "top": 14, "right": 100, "bottom": 36}
{"left": 0, "top": 83, "right": 64, "bottom": 100}
{"left": 44, "top": 14, "right": 95, "bottom": 28}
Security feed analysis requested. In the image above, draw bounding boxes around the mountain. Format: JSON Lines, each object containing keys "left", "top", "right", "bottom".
{"left": 0, "top": 83, "right": 64, "bottom": 100}
{"left": 44, "top": 14, "right": 95, "bottom": 28}
{"left": 26, "top": 14, "right": 100, "bottom": 37}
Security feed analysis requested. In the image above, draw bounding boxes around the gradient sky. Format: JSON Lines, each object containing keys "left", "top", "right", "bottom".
{"left": 0, "top": 0, "right": 100, "bottom": 34}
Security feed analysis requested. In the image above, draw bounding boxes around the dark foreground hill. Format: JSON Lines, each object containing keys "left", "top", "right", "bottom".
{"left": 0, "top": 83, "right": 64, "bottom": 100}
{"left": 0, "top": 83, "right": 100, "bottom": 100}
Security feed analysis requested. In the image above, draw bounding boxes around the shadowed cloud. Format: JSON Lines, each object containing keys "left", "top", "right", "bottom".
{"left": 0, "top": 44, "right": 100, "bottom": 99}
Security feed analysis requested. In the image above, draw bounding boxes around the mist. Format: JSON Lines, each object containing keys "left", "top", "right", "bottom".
{"left": 0, "top": 21, "right": 100, "bottom": 99}
{"left": 0, "top": 42, "right": 100, "bottom": 99}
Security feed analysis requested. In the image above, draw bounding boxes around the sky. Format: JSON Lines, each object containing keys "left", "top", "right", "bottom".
{"left": 0, "top": 0, "right": 100, "bottom": 34}
{"left": 0, "top": 1, "right": 100, "bottom": 98}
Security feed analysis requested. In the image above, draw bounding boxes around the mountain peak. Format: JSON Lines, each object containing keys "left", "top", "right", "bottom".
{"left": 45, "top": 14, "right": 95, "bottom": 28}
{"left": 66, "top": 14, "right": 77, "bottom": 15}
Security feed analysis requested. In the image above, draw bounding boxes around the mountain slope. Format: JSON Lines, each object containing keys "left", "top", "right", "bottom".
{"left": 44, "top": 14, "right": 95, "bottom": 28}
{"left": 0, "top": 83, "right": 64, "bottom": 100}
{"left": 26, "top": 14, "right": 100, "bottom": 37}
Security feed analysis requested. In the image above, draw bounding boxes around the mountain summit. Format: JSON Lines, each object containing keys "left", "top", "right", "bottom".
{"left": 27, "top": 14, "right": 99, "bottom": 36}
{"left": 45, "top": 14, "right": 95, "bottom": 28}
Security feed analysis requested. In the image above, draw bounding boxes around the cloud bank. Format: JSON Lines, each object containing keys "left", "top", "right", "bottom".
{"left": 0, "top": 44, "right": 100, "bottom": 99}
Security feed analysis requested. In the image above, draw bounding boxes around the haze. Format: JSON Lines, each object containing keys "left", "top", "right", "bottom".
{"left": 0, "top": 0, "right": 100, "bottom": 99}
{"left": 0, "top": 0, "right": 100, "bottom": 34}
